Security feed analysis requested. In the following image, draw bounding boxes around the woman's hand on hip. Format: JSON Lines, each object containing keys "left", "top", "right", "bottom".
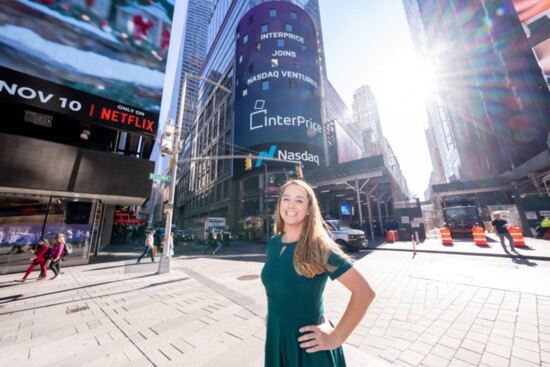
{"left": 298, "top": 318, "right": 341, "bottom": 353}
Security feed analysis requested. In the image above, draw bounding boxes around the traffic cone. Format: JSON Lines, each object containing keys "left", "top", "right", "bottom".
{"left": 472, "top": 226, "right": 488, "bottom": 246}
{"left": 508, "top": 226, "right": 526, "bottom": 247}
{"left": 440, "top": 227, "right": 453, "bottom": 245}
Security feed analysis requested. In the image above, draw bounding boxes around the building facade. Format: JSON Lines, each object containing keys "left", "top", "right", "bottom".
{"left": 351, "top": 85, "right": 384, "bottom": 157}
{"left": 0, "top": 1, "right": 174, "bottom": 273}
{"left": 403, "top": 0, "right": 550, "bottom": 182}
{"left": 175, "top": 0, "right": 408, "bottom": 239}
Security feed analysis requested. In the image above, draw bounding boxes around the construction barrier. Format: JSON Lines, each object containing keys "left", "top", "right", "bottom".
{"left": 472, "top": 226, "right": 488, "bottom": 246}
{"left": 386, "top": 230, "right": 400, "bottom": 243}
{"left": 508, "top": 226, "right": 526, "bottom": 247}
{"left": 440, "top": 227, "right": 453, "bottom": 245}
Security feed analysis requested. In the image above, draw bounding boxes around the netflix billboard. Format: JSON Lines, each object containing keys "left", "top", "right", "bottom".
{"left": 0, "top": 0, "right": 175, "bottom": 136}
{"left": 0, "top": 66, "right": 157, "bottom": 135}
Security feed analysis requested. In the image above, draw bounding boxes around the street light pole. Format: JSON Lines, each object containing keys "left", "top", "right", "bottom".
{"left": 158, "top": 74, "right": 187, "bottom": 274}
{"left": 264, "top": 162, "right": 269, "bottom": 240}
{"left": 158, "top": 73, "right": 230, "bottom": 274}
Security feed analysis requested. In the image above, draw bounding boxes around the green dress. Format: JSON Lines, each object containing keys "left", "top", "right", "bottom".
{"left": 261, "top": 235, "right": 353, "bottom": 366}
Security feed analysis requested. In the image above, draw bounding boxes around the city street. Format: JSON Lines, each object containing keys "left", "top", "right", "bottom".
{"left": 1, "top": 239, "right": 549, "bottom": 366}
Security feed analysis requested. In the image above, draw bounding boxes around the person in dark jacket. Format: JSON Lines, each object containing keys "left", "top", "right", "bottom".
{"left": 204, "top": 229, "right": 217, "bottom": 255}
{"left": 491, "top": 213, "right": 515, "bottom": 253}
{"left": 213, "top": 231, "right": 223, "bottom": 255}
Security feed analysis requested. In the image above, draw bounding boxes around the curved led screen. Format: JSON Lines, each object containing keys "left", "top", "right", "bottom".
{"left": 234, "top": 1, "right": 324, "bottom": 175}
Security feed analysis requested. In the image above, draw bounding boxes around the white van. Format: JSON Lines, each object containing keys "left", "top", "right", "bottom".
{"left": 325, "top": 220, "right": 368, "bottom": 252}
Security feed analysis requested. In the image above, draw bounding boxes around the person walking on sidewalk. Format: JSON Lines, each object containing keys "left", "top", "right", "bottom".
{"left": 213, "top": 230, "right": 223, "bottom": 255}
{"left": 492, "top": 213, "right": 516, "bottom": 253}
{"left": 49, "top": 233, "right": 65, "bottom": 279}
{"left": 261, "top": 179, "right": 376, "bottom": 367}
{"left": 137, "top": 229, "right": 155, "bottom": 263}
{"left": 204, "top": 229, "right": 217, "bottom": 255}
{"left": 14, "top": 239, "right": 50, "bottom": 282}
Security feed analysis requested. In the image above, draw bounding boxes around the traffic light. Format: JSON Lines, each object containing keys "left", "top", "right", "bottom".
{"left": 160, "top": 124, "right": 175, "bottom": 157}
{"left": 296, "top": 165, "right": 303, "bottom": 179}
{"left": 245, "top": 157, "right": 252, "bottom": 171}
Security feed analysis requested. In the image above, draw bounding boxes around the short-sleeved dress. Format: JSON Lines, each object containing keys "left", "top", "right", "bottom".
{"left": 261, "top": 235, "right": 353, "bottom": 367}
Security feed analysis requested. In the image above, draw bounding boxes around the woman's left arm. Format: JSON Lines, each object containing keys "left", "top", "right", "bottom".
{"left": 298, "top": 267, "right": 375, "bottom": 353}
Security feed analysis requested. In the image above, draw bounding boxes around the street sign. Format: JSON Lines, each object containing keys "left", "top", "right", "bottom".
{"left": 149, "top": 173, "right": 171, "bottom": 181}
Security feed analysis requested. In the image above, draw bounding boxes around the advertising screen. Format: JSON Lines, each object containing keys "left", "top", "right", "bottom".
{"left": 234, "top": 1, "right": 324, "bottom": 175}
{"left": 0, "top": 0, "right": 175, "bottom": 136}
{"left": 340, "top": 203, "right": 351, "bottom": 216}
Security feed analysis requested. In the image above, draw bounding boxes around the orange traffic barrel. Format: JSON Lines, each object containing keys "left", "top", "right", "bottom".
{"left": 508, "top": 226, "right": 526, "bottom": 247}
{"left": 472, "top": 226, "right": 488, "bottom": 246}
{"left": 440, "top": 227, "right": 453, "bottom": 245}
{"left": 385, "top": 230, "right": 400, "bottom": 243}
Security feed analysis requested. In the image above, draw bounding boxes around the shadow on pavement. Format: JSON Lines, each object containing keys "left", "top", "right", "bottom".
{"left": 0, "top": 275, "right": 190, "bottom": 315}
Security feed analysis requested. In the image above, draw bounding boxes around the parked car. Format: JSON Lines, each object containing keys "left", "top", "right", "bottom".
{"left": 176, "top": 229, "right": 196, "bottom": 242}
{"left": 324, "top": 220, "right": 368, "bottom": 252}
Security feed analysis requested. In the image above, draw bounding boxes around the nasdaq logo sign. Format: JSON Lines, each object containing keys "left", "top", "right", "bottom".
{"left": 255, "top": 145, "right": 277, "bottom": 167}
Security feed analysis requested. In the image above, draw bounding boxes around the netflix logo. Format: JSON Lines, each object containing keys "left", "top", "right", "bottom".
{"left": 0, "top": 66, "right": 158, "bottom": 137}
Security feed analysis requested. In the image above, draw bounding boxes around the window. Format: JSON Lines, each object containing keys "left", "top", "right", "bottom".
{"left": 243, "top": 88, "right": 248, "bottom": 96}
{"left": 269, "top": 8, "right": 276, "bottom": 17}
{"left": 255, "top": 42, "right": 261, "bottom": 51}
{"left": 290, "top": 11, "right": 297, "bottom": 20}
{"left": 277, "top": 39, "right": 284, "bottom": 48}
{"left": 248, "top": 64, "right": 254, "bottom": 74}
{"left": 271, "top": 58, "right": 278, "bottom": 67}
{"left": 238, "top": 54, "right": 243, "bottom": 64}
{"left": 262, "top": 81, "right": 269, "bottom": 90}
{"left": 285, "top": 23, "right": 293, "bottom": 32}
{"left": 289, "top": 78, "right": 298, "bottom": 89}
{"left": 243, "top": 34, "right": 248, "bottom": 44}
{"left": 261, "top": 24, "right": 268, "bottom": 33}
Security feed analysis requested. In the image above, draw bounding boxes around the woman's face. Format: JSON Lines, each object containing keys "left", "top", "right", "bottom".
{"left": 279, "top": 184, "right": 310, "bottom": 229}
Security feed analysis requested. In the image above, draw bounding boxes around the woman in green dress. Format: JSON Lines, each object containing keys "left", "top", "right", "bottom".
{"left": 261, "top": 180, "right": 376, "bottom": 366}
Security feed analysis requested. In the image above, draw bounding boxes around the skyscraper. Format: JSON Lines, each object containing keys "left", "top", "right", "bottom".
{"left": 403, "top": 0, "right": 550, "bottom": 181}
{"left": 352, "top": 85, "right": 384, "bottom": 157}
{"left": 179, "top": 0, "right": 214, "bottom": 136}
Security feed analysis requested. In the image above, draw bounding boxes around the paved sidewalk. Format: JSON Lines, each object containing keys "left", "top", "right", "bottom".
{"left": 373, "top": 233, "right": 550, "bottom": 261}
{"left": 0, "top": 242, "right": 388, "bottom": 367}
{"left": 1, "top": 237, "right": 549, "bottom": 366}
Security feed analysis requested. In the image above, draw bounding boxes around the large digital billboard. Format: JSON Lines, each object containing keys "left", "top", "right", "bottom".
{"left": 234, "top": 1, "right": 324, "bottom": 175}
{"left": 0, "top": 0, "right": 175, "bottom": 137}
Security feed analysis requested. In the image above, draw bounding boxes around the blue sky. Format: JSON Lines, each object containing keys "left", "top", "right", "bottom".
{"left": 319, "top": 0, "right": 433, "bottom": 198}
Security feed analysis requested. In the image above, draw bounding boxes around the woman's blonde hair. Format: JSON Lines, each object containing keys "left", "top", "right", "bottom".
{"left": 273, "top": 180, "right": 350, "bottom": 278}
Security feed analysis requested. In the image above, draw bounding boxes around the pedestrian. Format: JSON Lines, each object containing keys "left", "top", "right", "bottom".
{"left": 204, "top": 228, "right": 217, "bottom": 255}
{"left": 491, "top": 213, "right": 516, "bottom": 253}
{"left": 49, "top": 233, "right": 65, "bottom": 279}
{"left": 384, "top": 218, "right": 398, "bottom": 233}
{"left": 14, "top": 238, "right": 50, "bottom": 282}
{"left": 213, "top": 230, "right": 223, "bottom": 255}
{"left": 169, "top": 231, "right": 175, "bottom": 256}
{"left": 137, "top": 229, "right": 155, "bottom": 263}
{"left": 261, "top": 179, "right": 376, "bottom": 366}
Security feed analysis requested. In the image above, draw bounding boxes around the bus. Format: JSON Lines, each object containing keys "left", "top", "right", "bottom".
{"left": 441, "top": 197, "right": 483, "bottom": 237}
